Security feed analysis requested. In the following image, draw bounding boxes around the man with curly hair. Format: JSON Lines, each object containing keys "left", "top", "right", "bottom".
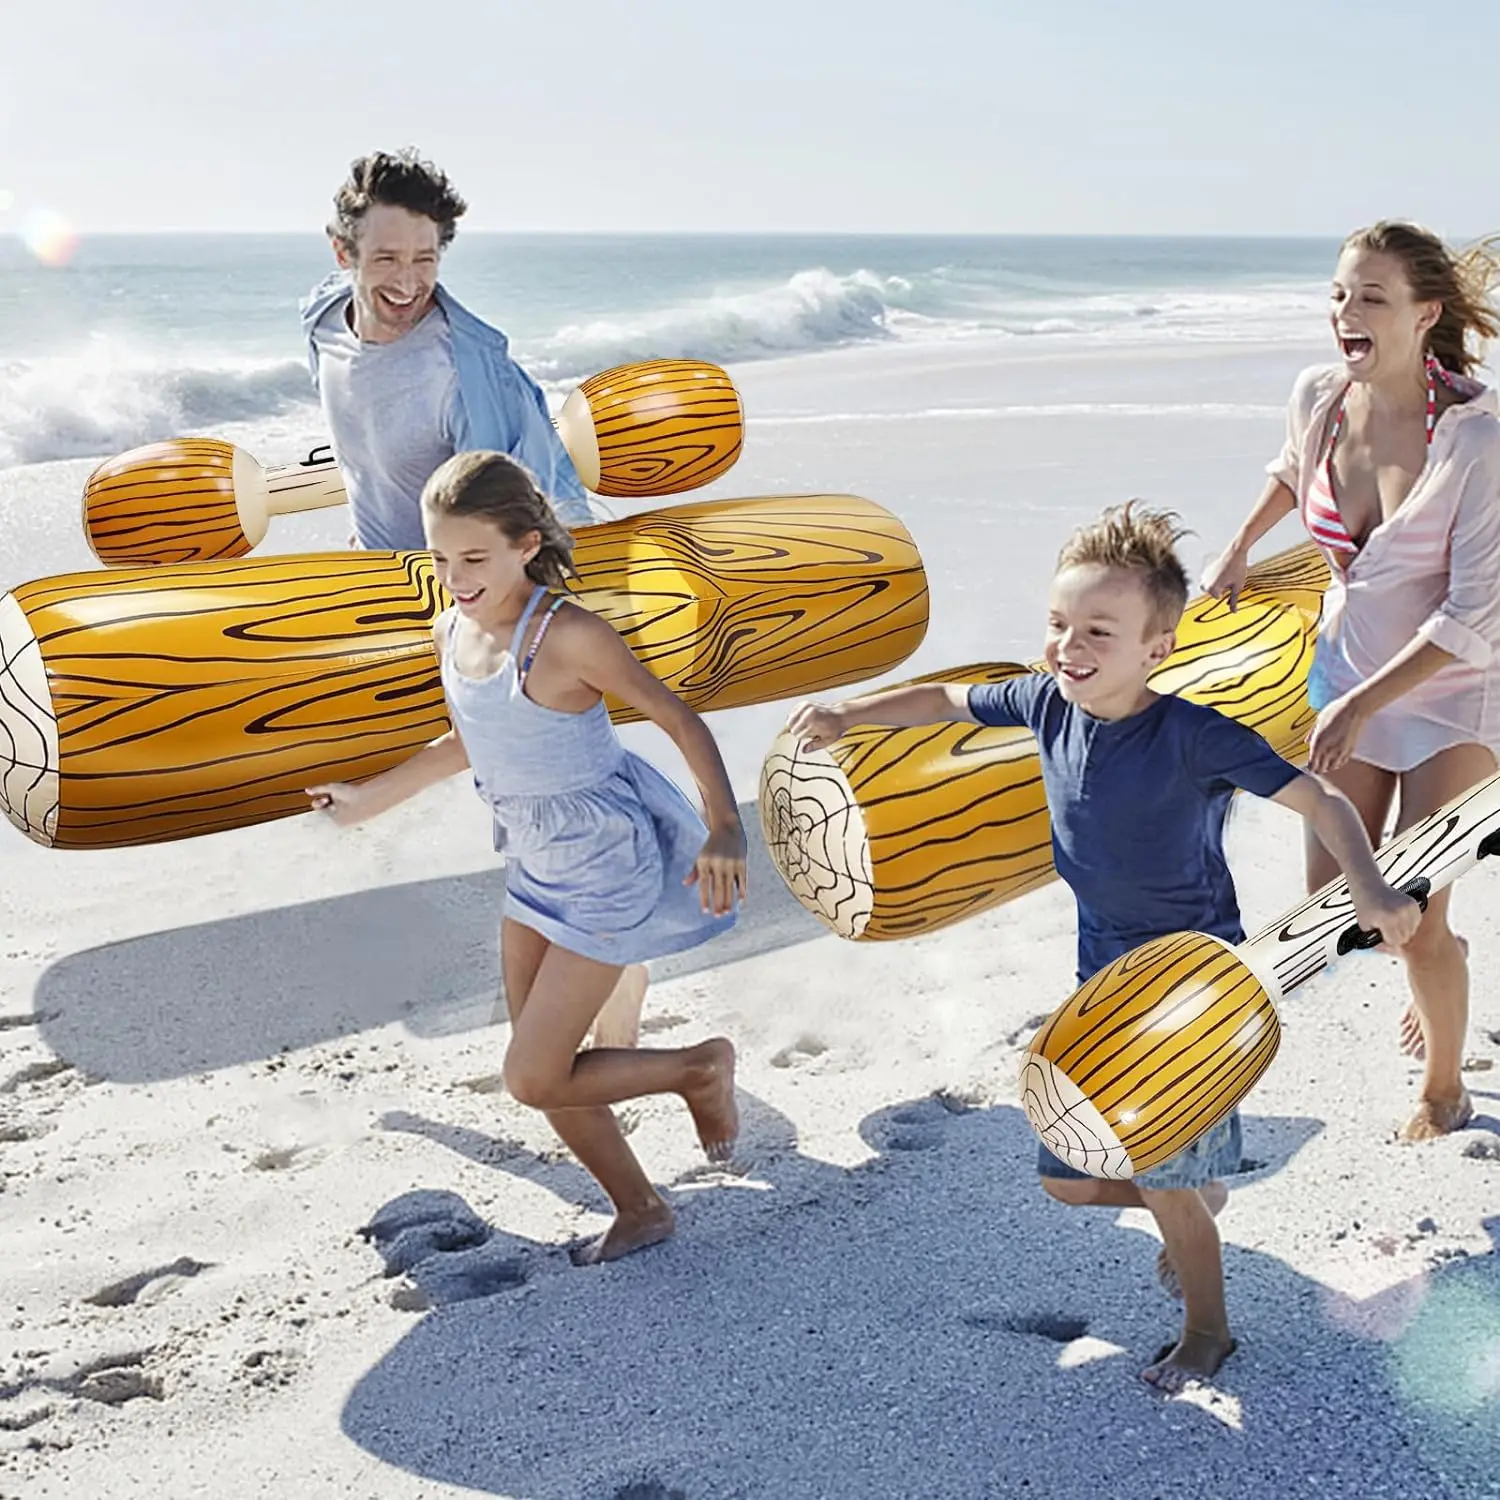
{"left": 300, "top": 148, "right": 593, "bottom": 549}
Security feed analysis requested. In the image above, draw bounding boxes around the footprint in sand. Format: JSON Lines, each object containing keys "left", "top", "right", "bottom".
{"left": 1463, "top": 1138, "right": 1500, "bottom": 1161}
{"left": 360, "top": 1190, "right": 528, "bottom": 1311}
{"left": 0, "top": 1120, "right": 55, "bottom": 1143}
{"left": 247, "top": 1145, "right": 323, "bottom": 1173}
{"left": 770, "top": 1034, "right": 828, "bottom": 1070}
{"left": 84, "top": 1258, "right": 211, "bottom": 1309}
{"left": 2, "top": 1349, "right": 164, "bottom": 1407}
{"left": 0, "top": 1010, "right": 59, "bottom": 1033}
{"left": 0, "top": 1060, "right": 73, "bottom": 1095}
{"left": 0, "top": 1398, "right": 56, "bottom": 1432}
{"left": 236, "top": 1347, "right": 302, "bottom": 1390}
{"left": 639, "top": 1013, "right": 688, "bottom": 1036}
{"left": 881, "top": 1098, "right": 954, "bottom": 1153}
{"left": 933, "top": 1088, "right": 984, "bottom": 1115}
{"left": 974, "top": 1310, "right": 1091, "bottom": 1343}
{"left": 454, "top": 1073, "right": 507, "bottom": 1095}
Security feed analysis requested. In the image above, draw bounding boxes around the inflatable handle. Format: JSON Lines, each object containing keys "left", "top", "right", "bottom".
{"left": 1335, "top": 876, "right": 1432, "bottom": 955}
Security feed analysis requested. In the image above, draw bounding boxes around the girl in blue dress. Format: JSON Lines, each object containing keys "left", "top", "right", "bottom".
{"left": 310, "top": 450, "right": 746, "bottom": 1264}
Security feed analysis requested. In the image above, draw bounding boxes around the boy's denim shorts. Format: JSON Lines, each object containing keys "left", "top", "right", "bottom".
{"left": 1037, "top": 1108, "right": 1244, "bottom": 1191}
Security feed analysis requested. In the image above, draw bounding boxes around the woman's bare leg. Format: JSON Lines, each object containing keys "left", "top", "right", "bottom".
{"left": 1386, "top": 744, "right": 1495, "bottom": 1139}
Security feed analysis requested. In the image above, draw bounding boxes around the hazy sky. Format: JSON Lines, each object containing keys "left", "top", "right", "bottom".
{"left": 4, "top": 0, "right": 1498, "bottom": 236}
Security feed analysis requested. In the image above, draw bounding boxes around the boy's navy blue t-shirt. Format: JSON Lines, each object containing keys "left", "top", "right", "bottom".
{"left": 968, "top": 674, "right": 1301, "bottom": 982}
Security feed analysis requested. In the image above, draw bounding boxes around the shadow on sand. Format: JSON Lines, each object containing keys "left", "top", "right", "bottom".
{"left": 35, "top": 798, "right": 823, "bottom": 1084}
{"left": 338, "top": 1091, "right": 1500, "bottom": 1500}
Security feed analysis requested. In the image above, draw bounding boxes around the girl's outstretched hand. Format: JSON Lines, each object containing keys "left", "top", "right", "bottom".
{"left": 306, "top": 781, "right": 375, "bottom": 828}
{"left": 686, "top": 822, "right": 748, "bottom": 915}
{"left": 786, "top": 701, "right": 848, "bottom": 752}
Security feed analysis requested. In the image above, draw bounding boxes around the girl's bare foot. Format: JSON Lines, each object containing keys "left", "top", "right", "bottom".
{"left": 1156, "top": 1179, "right": 1228, "bottom": 1300}
{"left": 569, "top": 1199, "right": 676, "bottom": 1265}
{"left": 1397, "top": 1088, "right": 1474, "bottom": 1143}
{"left": 1142, "top": 1330, "right": 1238, "bottom": 1393}
{"left": 681, "top": 1039, "right": 739, "bottom": 1161}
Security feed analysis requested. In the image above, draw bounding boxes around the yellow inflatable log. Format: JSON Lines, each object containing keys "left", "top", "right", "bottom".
{"left": 0, "top": 493, "right": 926, "bottom": 849}
{"left": 81, "top": 359, "right": 744, "bottom": 567}
{"left": 556, "top": 358, "right": 742, "bottom": 497}
{"left": 1019, "top": 767, "right": 1500, "bottom": 1178}
{"left": 759, "top": 541, "right": 1330, "bottom": 942}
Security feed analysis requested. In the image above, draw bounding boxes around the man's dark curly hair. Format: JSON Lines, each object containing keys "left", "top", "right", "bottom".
{"left": 328, "top": 148, "right": 468, "bottom": 252}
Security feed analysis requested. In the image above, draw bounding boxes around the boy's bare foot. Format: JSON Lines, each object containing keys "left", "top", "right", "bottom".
{"left": 1142, "top": 1331, "right": 1238, "bottom": 1393}
{"left": 1397, "top": 1088, "right": 1474, "bottom": 1142}
{"left": 682, "top": 1038, "right": 739, "bottom": 1161}
{"left": 569, "top": 1200, "right": 676, "bottom": 1265}
{"left": 1156, "top": 1179, "right": 1228, "bottom": 1301}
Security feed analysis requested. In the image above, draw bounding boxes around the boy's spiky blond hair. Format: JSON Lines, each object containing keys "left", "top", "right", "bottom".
{"left": 1056, "top": 501, "right": 1192, "bottom": 633}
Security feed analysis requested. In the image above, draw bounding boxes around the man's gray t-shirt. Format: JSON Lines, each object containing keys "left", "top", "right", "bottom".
{"left": 312, "top": 303, "right": 458, "bottom": 550}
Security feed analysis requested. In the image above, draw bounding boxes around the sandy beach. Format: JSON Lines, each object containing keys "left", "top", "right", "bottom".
{"left": 2, "top": 334, "right": 1498, "bottom": 1500}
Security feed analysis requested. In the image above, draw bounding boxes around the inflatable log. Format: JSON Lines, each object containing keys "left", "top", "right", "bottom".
{"left": 0, "top": 493, "right": 926, "bottom": 849}
{"left": 556, "top": 358, "right": 742, "bottom": 497}
{"left": 759, "top": 541, "right": 1330, "bottom": 942}
{"left": 81, "top": 358, "right": 744, "bottom": 567}
{"left": 1018, "top": 767, "right": 1500, "bottom": 1179}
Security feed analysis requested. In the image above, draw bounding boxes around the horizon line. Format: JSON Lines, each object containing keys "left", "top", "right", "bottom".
{"left": 3, "top": 226, "right": 1365, "bottom": 241}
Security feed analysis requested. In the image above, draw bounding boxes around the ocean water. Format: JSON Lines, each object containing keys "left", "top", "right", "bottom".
{"left": 0, "top": 232, "right": 1343, "bottom": 471}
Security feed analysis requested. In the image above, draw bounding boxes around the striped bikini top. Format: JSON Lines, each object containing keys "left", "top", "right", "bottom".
{"left": 1304, "top": 354, "right": 1461, "bottom": 564}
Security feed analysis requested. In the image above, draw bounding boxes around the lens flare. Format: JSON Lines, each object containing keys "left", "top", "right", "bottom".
{"left": 21, "top": 208, "right": 78, "bottom": 267}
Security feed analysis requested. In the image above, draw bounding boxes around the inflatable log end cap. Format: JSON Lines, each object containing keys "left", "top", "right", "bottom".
{"left": 1018, "top": 1053, "right": 1135, "bottom": 1180}
{"left": 0, "top": 592, "right": 60, "bottom": 847}
{"left": 556, "top": 386, "right": 602, "bottom": 492}
{"left": 758, "top": 732, "right": 874, "bottom": 940}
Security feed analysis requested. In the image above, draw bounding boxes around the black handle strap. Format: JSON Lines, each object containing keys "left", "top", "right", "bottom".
{"left": 1335, "top": 876, "right": 1432, "bottom": 955}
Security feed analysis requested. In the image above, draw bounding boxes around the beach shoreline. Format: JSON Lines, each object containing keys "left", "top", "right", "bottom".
{"left": 2, "top": 331, "right": 1497, "bottom": 1499}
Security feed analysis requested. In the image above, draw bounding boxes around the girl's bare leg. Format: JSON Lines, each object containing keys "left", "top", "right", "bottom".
{"left": 501, "top": 922, "right": 736, "bottom": 1263}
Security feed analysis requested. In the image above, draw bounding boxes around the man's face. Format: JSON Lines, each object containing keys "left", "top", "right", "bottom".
{"left": 335, "top": 203, "right": 442, "bottom": 343}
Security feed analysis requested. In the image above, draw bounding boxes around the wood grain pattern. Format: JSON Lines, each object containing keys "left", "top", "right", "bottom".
{"left": 1, "top": 494, "right": 927, "bottom": 849}
{"left": 84, "top": 359, "right": 745, "bottom": 565}
{"left": 1019, "top": 755, "right": 1500, "bottom": 1178}
{"left": 83, "top": 439, "right": 255, "bottom": 565}
{"left": 760, "top": 542, "right": 1331, "bottom": 941}
{"left": 1020, "top": 933, "right": 1280, "bottom": 1179}
{"left": 566, "top": 359, "right": 743, "bottom": 497}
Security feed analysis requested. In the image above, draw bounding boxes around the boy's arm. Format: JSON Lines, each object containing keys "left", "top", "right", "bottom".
{"left": 1269, "top": 773, "right": 1423, "bottom": 948}
{"left": 787, "top": 682, "right": 985, "bottom": 752}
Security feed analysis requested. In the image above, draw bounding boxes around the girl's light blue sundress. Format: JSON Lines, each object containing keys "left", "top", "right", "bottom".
{"left": 438, "top": 585, "right": 737, "bottom": 964}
